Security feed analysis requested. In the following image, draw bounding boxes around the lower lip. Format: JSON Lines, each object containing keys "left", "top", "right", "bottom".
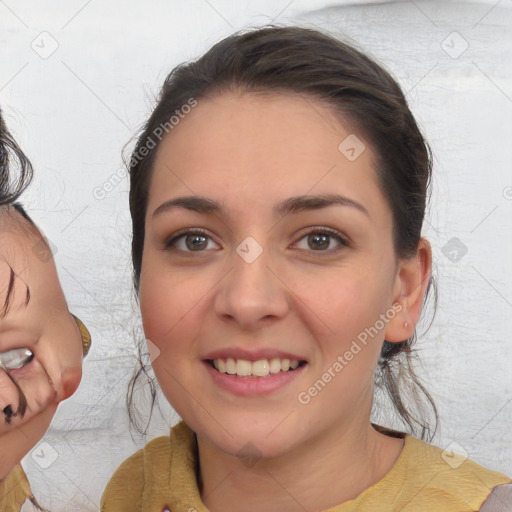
{"left": 203, "top": 360, "right": 307, "bottom": 396}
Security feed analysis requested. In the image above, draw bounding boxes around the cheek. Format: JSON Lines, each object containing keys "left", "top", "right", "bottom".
{"left": 138, "top": 254, "right": 218, "bottom": 416}
{"left": 138, "top": 254, "right": 213, "bottom": 356}
{"left": 292, "top": 270, "right": 389, "bottom": 405}
{"left": 287, "top": 262, "right": 392, "bottom": 380}
{"left": 293, "top": 264, "right": 387, "bottom": 336}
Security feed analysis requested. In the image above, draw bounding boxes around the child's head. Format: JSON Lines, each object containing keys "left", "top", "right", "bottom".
{"left": 127, "top": 26, "right": 437, "bottom": 456}
{"left": 0, "top": 110, "right": 85, "bottom": 421}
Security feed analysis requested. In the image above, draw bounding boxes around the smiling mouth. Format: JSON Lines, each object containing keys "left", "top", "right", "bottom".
{"left": 206, "top": 358, "right": 307, "bottom": 378}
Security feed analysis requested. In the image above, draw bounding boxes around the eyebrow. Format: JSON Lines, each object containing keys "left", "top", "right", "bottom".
{"left": 152, "top": 193, "right": 370, "bottom": 220}
{"left": 0, "top": 266, "right": 31, "bottom": 319}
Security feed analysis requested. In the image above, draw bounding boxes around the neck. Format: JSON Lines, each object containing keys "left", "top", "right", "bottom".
{"left": 196, "top": 419, "right": 404, "bottom": 512}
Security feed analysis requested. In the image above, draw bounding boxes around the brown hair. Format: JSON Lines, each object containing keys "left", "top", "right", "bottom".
{"left": 127, "top": 25, "right": 438, "bottom": 441}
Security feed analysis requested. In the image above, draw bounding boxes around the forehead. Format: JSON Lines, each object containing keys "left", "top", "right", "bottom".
{"left": 0, "top": 210, "right": 34, "bottom": 315}
{"left": 148, "top": 92, "right": 390, "bottom": 228}
{"left": 0, "top": 207, "right": 40, "bottom": 252}
{"left": 0, "top": 208, "right": 50, "bottom": 307}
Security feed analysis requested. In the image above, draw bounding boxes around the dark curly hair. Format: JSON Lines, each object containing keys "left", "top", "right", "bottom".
{"left": 0, "top": 109, "right": 33, "bottom": 207}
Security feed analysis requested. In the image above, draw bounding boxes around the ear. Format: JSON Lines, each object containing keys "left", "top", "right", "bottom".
{"left": 384, "top": 237, "right": 432, "bottom": 343}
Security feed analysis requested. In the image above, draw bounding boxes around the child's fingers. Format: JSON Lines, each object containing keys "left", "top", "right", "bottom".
{"left": 0, "top": 358, "right": 60, "bottom": 479}
{"left": 0, "top": 400, "right": 58, "bottom": 480}
{"left": 14, "top": 357, "right": 57, "bottom": 416}
{"left": 0, "top": 369, "right": 21, "bottom": 429}
{"left": 0, "top": 357, "right": 57, "bottom": 433}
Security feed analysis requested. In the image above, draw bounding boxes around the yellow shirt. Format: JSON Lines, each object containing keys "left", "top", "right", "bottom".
{"left": 2, "top": 421, "right": 510, "bottom": 511}
{"left": 100, "top": 421, "right": 511, "bottom": 512}
{"left": 0, "top": 464, "right": 33, "bottom": 511}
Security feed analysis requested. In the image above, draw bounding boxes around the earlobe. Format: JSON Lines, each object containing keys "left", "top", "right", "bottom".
{"left": 384, "top": 300, "right": 412, "bottom": 342}
{"left": 384, "top": 238, "right": 432, "bottom": 343}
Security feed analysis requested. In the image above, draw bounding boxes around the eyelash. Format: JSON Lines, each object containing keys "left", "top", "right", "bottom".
{"left": 164, "top": 226, "right": 350, "bottom": 256}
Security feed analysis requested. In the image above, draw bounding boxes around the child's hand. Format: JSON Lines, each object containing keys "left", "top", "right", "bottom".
{"left": 0, "top": 315, "right": 86, "bottom": 480}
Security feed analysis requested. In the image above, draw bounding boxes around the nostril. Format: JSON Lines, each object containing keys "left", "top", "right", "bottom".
{"left": 3, "top": 404, "right": 13, "bottom": 423}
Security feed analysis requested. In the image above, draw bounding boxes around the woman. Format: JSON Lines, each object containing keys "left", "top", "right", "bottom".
{"left": 102, "top": 26, "right": 511, "bottom": 511}
{"left": 3, "top": 26, "right": 511, "bottom": 511}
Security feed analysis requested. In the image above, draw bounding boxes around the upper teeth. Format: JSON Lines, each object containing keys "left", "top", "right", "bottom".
{"left": 212, "top": 358, "right": 300, "bottom": 377}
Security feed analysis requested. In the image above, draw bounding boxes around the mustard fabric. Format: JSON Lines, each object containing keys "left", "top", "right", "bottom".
{"left": 2, "top": 421, "right": 510, "bottom": 511}
{"left": 100, "top": 420, "right": 512, "bottom": 512}
{"left": 0, "top": 464, "right": 34, "bottom": 511}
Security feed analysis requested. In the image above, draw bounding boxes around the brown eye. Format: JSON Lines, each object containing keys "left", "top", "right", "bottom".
{"left": 308, "top": 233, "right": 330, "bottom": 250}
{"left": 185, "top": 234, "right": 208, "bottom": 251}
{"left": 294, "top": 227, "right": 348, "bottom": 253}
{"left": 166, "top": 229, "right": 220, "bottom": 252}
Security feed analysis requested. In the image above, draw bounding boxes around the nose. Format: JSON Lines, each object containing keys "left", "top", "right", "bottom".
{"left": 213, "top": 241, "right": 289, "bottom": 330}
{"left": 60, "top": 365, "right": 82, "bottom": 401}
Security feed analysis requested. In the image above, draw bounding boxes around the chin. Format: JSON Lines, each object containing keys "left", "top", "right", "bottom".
{"left": 184, "top": 409, "right": 301, "bottom": 461}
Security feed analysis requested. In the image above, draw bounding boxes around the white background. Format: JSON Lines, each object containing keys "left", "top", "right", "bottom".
{"left": 0, "top": 0, "right": 511, "bottom": 510}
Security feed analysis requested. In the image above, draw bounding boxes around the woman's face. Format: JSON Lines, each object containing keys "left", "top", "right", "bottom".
{"left": 139, "top": 92, "right": 427, "bottom": 459}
